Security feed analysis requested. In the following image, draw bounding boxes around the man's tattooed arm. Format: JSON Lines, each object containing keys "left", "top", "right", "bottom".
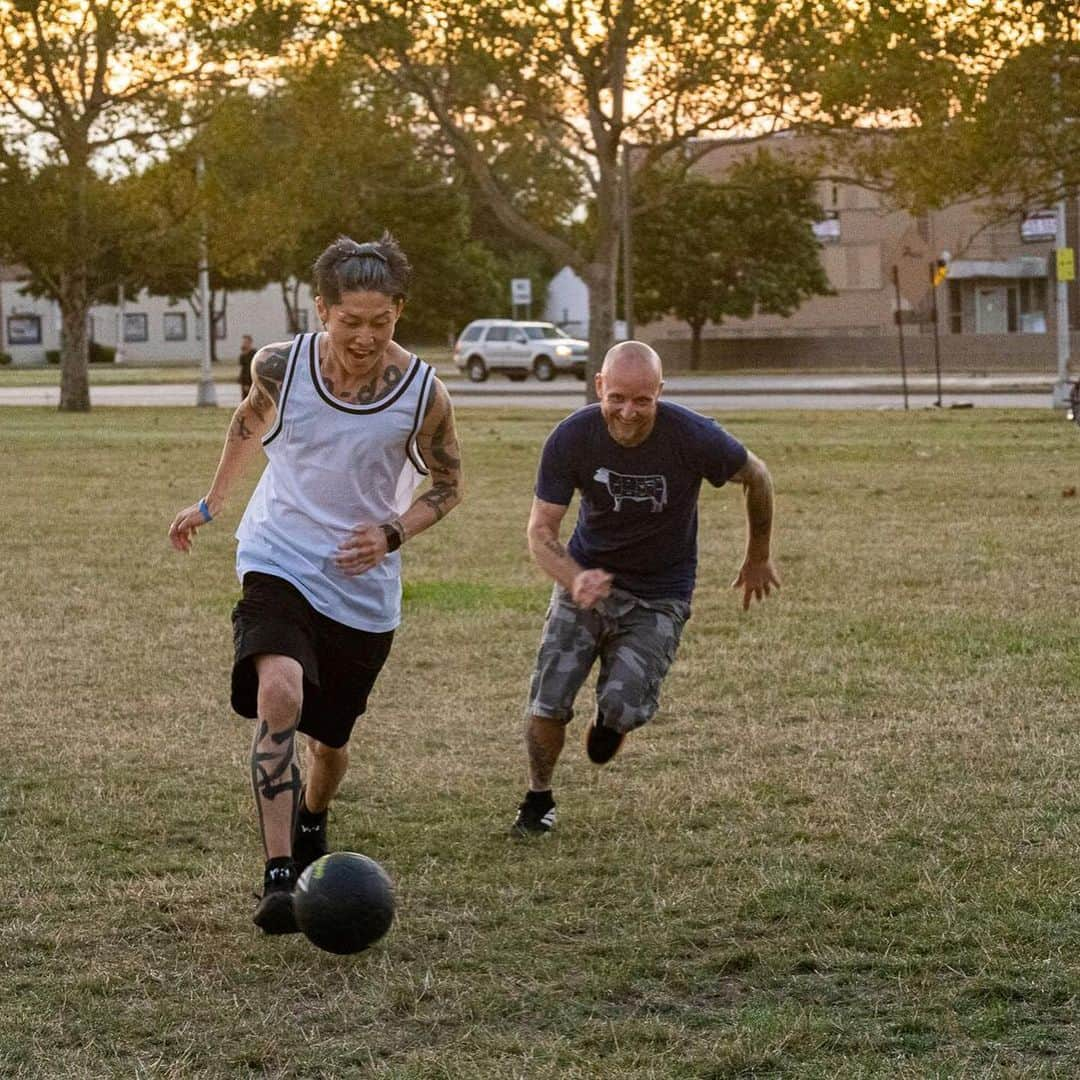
{"left": 200, "top": 341, "right": 291, "bottom": 517}
{"left": 394, "top": 379, "right": 463, "bottom": 540}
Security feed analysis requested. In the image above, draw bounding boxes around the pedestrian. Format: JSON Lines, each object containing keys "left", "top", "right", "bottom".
{"left": 511, "top": 340, "right": 778, "bottom": 836}
{"left": 169, "top": 234, "right": 463, "bottom": 933}
{"left": 238, "top": 334, "right": 255, "bottom": 397}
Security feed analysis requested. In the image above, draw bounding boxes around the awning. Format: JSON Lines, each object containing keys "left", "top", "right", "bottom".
{"left": 947, "top": 257, "right": 1047, "bottom": 280}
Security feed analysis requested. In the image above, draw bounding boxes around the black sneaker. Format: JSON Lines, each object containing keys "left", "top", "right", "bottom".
{"left": 510, "top": 790, "right": 556, "bottom": 836}
{"left": 292, "top": 795, "right": 329, "bottom": 875}
{"left": 585, "top": 717, "right": 625, "bottom": 765}
{"left": 253, "top": 858, "right": 299, "bottom": 935}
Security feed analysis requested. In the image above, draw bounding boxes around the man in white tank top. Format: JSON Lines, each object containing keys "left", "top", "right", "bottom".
{"left": 168, "top": 235, "right": 463, "bottom": 935}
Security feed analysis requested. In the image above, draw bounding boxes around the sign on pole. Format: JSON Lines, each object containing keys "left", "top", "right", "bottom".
{"left": 510, "top": 278, "right": 532, "bottom": 306}
{"left": 1057, "top": 248, "right": 1076, "bottom": 283}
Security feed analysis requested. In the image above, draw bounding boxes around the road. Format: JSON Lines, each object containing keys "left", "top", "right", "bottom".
{"left": 0, "top": 372, "right": 1060, "bottom": 410}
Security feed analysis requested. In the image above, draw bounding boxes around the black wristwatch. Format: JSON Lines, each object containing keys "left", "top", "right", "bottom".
{"left": 380, "top": 522, "right": 403, "bottom": 553}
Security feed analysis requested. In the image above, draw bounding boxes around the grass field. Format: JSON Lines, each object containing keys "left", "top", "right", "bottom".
{"left": 4, "top": 405, "right": 1080, "bottom": 1078}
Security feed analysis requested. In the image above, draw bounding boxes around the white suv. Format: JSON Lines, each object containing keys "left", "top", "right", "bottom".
{"left": 453, "top": 320, "right": 588, "bottom": 382}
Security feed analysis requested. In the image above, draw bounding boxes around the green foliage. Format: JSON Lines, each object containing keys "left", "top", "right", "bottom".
{"left": 632, "top": 152, "right": 832, "bottom": 366}
{"left": 0, "top": 351, "right": 11, "bottom": 366}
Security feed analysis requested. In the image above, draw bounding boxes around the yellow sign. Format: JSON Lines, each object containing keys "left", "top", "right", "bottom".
{"left": 1058, "top": 247, "right": 1076, "bottom": 283}
{"left": 933, "top": 261, "right": 948, "bottom": 286}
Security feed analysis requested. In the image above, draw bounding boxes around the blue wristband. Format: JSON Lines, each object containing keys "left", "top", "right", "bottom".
{"left": 198, "top": 498, "right": 213, "bottom": 523}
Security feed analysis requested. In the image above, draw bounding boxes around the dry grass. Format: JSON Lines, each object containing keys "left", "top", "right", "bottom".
{"left": 4, "top": 406, "right": 1080, "bottom": 1078}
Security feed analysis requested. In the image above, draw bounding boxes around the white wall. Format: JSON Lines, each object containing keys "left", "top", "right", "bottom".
{"left": 544, "top": 266, "right": 589, "bottom": 337}
{"left": 1, "top": 281, "right": 319, "bottom": 365}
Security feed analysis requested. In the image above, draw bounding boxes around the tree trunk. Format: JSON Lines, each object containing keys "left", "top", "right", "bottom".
{"left": 689, "top": 318, "right": 706, "bottom": 371}
{"left": 58, "top": 267, "right": 90, "bottom": 411}
{"left": 59, "top": 161, "right": 91, "bottom": 411}
{"left": 584, "top": 255, "right": 618, "bottom": 403}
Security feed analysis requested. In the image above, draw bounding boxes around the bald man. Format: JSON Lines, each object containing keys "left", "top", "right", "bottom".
{"left": 511, "top": 341, "right": 779, "bottom": 836}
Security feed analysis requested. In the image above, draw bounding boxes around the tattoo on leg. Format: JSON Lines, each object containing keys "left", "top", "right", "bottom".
{"left": 526, "top": 717, "right": 565, "bottom": 790}
{"left": 250, "top": 720, "right": 301, "bottom": 852}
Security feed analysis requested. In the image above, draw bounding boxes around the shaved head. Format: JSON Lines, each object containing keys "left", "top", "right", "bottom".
{"left": 595, "top": 341, "right": 664, "bottom": 447}
{"left": 601, "top": 341, "right": 663, "bottom": 384}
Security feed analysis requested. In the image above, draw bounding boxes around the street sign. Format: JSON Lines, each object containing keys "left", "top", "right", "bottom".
{"left": 510, "top": 278, "right": 532, "bottom": 305}
{"left": 1057, "top": 247, "right": 1076, "bottom": 283}
{"left": 932, "top": 259, "right": 948, "bottom": 287}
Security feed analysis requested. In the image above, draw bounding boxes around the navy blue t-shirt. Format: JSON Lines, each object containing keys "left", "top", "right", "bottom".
{"left": 535, "top": 402, "right": 748, "bottom": 602}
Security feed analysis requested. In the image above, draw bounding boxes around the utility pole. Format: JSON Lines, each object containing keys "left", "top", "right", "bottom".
{"left": 620, "top": 145, "right": 635, "bottom": 340}
{"left": 195, "top": 154, "right": 217, "bottom": 407}
{"left": 114, "top": 282, "right": 126, "bottom": 365}
{"left": 1051, "top": 192, "right": 1073, "bottom": 407}
{"left": 892, "top": 265, "right": 910, "bottom": 411}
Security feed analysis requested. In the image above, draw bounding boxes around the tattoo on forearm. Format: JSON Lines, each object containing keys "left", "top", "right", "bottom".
{"left": 542, "top": 538, "right": 567, "bottom": 560}
{"left": 419, "top": 483, "right": 458, "bottom": 521}
{"left": 746, "top": 484, "right": 773, "bottom": 538}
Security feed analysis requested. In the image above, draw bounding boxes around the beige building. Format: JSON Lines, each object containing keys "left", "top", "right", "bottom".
{"left": 642, "top": 135, "right": 1079, "bottom": 372}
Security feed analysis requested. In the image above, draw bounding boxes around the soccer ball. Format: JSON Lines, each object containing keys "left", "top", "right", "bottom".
{"left": 294, "top": 852, "right": 395, "bottom": 954}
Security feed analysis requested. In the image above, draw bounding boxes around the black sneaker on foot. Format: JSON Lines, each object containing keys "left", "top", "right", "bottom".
{"left": 292, "top": 794, "right": 329, "bottom": 876}
{"left": 510, "top": 790, "right": 556, "bottom": 836}
{"left": 253, "top": 858, "right": 299, "bottom": 935}
{"left": 585, "top": 717, "right": 625, "bottom": 764}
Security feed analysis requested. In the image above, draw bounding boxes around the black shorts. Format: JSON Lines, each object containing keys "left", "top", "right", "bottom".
{"left": 231, "top": 572, "right": 394, "bottom": 749}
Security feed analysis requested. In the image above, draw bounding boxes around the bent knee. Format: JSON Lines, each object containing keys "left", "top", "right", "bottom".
{"left": 254, "top": 656, "right": 303, "bottom": 722}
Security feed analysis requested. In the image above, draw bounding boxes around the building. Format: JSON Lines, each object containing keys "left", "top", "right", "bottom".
{"left": 551, "top": 134, "right": 1079, "bottom": 372}
{"left": 0, "top": 279, "right": 319, "bottom": 366}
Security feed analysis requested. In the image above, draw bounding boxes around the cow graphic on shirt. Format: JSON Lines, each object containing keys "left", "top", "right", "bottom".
{"left": 593, "top": 467, "right": 668, "bottom": 512}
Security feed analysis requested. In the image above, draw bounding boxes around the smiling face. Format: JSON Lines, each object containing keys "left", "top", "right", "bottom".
{"left": 595, "top": 343, "right": 664, "bottom": 446}
{"left": 316, "top": 289, "right": 404, "bottom": 376}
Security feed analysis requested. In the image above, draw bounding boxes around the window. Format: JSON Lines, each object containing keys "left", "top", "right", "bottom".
{"left": 523, "top": 324, "right": 567, "bottom": 339}
{"left": 460, "top": 325, "right": 483, "bottom": 342}
{"left": 485, "top": 326, "right": 509, "bottom": 342}
{"left": 7, "top": 314, "right": 42, "bottom": 345}
{"left": 163, "top": 313, "right": 187, "bottom": 341}
{"left": 124, "top": 313, "right": 148, "bottom": 342}
{"left": 1019, "top": 278, "right": 1047, "bottom": 332}
{"left": 812, "top": 213, "right": 840, "bottom": 243}
{"left": 948, "top": 281, "right": 963, "bottom": 334}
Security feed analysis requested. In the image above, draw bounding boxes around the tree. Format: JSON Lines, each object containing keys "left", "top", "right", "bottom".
{"left": 332, "top": 1, "right": 834, "bottom": 392}
{"left": 150, "top": 64, "right": 507, "bottom": 346}
{"left": 632, "top": 152, "right": 832, "bottom": 369}
{"left": 794, "top": 3, "right": 1079, "bottom": 215}
{"left": 0, "top": 0, "right": 295, "bottom": 410}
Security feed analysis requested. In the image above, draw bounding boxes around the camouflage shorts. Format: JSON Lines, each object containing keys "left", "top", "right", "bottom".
{"left": 525, "top": 584, "right": 690, "bottom": 734}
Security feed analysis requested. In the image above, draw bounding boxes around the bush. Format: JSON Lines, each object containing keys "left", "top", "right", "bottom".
{"left": 0, "top": 352, "right": 12, "bottom": 366}
{"left": 46, "top": 344, "right": 117, "bottom": 365}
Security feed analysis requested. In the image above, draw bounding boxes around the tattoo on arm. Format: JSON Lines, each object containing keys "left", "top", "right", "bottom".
{"left": 230, "top": 412, "right": 255, "bottom": 441}
{"left": 542, "top": 538, "right": 568, "bottom": 560}
{"left": 416, "top": 382, "right": 462, "bottom": 523}
{"left": 249, "top": 345, "right": 289, "bottom": 416}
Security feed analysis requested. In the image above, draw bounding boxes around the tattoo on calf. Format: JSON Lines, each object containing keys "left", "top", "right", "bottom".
{"left": 251, "top": 721, "right": 301, "bottom": 803}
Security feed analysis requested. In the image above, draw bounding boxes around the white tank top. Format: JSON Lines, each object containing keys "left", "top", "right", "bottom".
{"left": 236, "top": 332, "right": 435, "bottom": 631}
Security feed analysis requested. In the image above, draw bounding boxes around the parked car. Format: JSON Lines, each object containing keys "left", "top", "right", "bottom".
{"left": 453, "top": 320, "right": 588, "bottom": 382}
